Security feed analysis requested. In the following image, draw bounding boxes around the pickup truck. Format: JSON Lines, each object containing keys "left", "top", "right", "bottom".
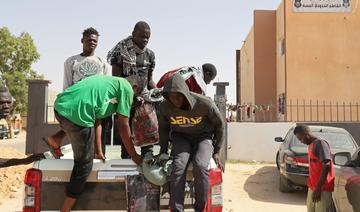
{"left": 23, "top": 145, "right": 223, "bottom": 211}
{"left": 23, "top": 80, "right": 225, "bottom": 212}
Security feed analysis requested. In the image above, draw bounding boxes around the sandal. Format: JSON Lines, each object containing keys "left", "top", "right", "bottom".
{"left": 42, "top": 137, "right": 63, "bottom": 159}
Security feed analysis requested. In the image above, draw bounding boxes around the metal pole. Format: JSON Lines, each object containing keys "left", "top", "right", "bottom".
{"left": 336, "top": 102, "right": 339, "bottom": 122}
{"left": 343, "top": 102, "right": 346, "bottom": 122}
{"left": 303, "top": 99, "right": 306, "bottom": 122}
{"left": 350, "top": 102, "right": 353, "bottom": 122}
{"left": 330, "top": 101, "right": 332, "bottom": 122}
{"left": 317, "top": 100, "right": 319, "bottom": 122}
{"left": 297, "top": 99, "right": 299, "bottom": 122}
{"left": 290, "top": 99, "right": 293, "bottom": 122}
{"left": 323, "top": 101, "right": 326, "bottom": 122}
{"left": 310, "top": 100, "right": 312, "bottom": 122}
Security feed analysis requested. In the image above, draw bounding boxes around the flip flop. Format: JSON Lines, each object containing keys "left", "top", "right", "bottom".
{"left": 42, "top": 137, "right": 63, "bottom": 159}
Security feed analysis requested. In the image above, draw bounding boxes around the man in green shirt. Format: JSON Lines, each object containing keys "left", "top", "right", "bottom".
{"left": 52, "top": 75, "right": 142, "bottom": 212}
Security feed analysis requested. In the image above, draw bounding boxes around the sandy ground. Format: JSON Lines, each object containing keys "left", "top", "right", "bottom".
{"left": 0, "top": 135, "right": 306, "bottom": 212}
{"left": 223, "top": 163, "right": 306, "bottom": 212}
{"left": 0, "top": 134, "right": 29, "bottom": 212}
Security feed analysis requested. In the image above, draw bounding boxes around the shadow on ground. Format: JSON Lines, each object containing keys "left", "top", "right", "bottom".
{"left": 243, "top": 166, "right": 307, "bottom": 205}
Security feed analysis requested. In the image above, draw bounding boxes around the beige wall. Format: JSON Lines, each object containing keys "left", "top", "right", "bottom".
{"left": 240, "top": 27, "right": 255, "bottom": 108}
{"left": 285, "top": 0, "right": 360, "bottom": 103}
{"left": 238, "top": 0, "right": 360, "bottom": 122}
{"left": 238, "top": 11, "right": 277, "bottom": 121}
{"left": 254, "top": 10, "right": 277, "bottom": 121}
{"left": 276, "top": 2, "right": 286, "bottom": 121}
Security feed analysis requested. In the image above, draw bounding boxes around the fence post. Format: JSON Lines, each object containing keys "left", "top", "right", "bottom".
{"left": 317, "top": 100, "right": 319, "bottom": 122}
{"left": 343, "top": 102, "right": 346, "bottom": 122}
{"left": 310, "top": 100, "right": 312, "bottom": 122}
{"left": 323, "top": 100, "right": 326, "bottom": 122}
{"left": 336, "top": 102, "right": 339, "bottom": 122}
{"left": 303, "top": 99, "right": 306, "bottom": 122}
{"left": 330, "top": 101, "right": 332, "bottom": 122}
{"left": 213, "top": 82, "right": 229, "bottom": 162}
{"left": 297, "top": 99, "right": 299, "bottom": 122}
{"left": 26, "top": 80, "right": 51, "bottom": 154}
{"left": 357, "top": 102, "right": 359, "bottom": 122}
{"left": 350, "top": 102, "right": 353, "bottom": 122}
{"left": 290, "top": 99, "right": 293, "bottom": 122}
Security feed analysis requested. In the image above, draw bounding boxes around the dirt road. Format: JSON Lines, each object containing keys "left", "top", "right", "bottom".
{"left": 0, "top": 135, "right": 307, "bottom": 211}
{"left": 223, "top": 163, "right": 306, "bottom": 212}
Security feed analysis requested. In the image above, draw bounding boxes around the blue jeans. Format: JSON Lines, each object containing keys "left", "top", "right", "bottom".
{"left": 55, "top": 111, "right": 94, "bottom": 199}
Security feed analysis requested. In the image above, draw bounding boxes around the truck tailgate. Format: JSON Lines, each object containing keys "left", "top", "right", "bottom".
{"left": 36, "top": 159, "right": 137, "bottom": 211}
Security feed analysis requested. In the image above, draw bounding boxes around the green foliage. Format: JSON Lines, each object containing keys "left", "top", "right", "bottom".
{"left": 0, "top": 27, "right": 43, "bottom": 115}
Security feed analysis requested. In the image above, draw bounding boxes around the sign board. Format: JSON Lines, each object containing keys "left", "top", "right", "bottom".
{"left": 293, "top": 0, "right": 352, "bottom": 13}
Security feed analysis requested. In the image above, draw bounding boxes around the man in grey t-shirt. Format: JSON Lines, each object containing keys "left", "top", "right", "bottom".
{"left": 63, "top": 27, "right": 110, "bottom": 89}
{"left": 44, "top": 27, "right": 110, "bottom": 160}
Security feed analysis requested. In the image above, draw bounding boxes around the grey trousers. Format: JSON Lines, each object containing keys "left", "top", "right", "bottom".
{"left": 170, "top": 136, "right": 213, "bottom": 212}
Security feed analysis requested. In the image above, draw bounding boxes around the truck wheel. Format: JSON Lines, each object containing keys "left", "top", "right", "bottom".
{"left": 279, "top": 174, "right": 293, "bottom": 193}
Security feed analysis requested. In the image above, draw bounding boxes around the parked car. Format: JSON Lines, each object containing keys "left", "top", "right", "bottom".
{"left": 333, "top": 148, "right": 360, "bottom": 212}
{"left": 275, "top": 126, "right": 359, "bottom": 192}
{"left": 22, "top": 86, "right": 225, "bottom": 211}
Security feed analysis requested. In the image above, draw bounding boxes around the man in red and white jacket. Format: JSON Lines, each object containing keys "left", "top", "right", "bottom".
{"left": 294, "top": 125, "right": 334, "bottom": 212}
{"left": 156, "top": 63, "right": 217, "bottom": 95}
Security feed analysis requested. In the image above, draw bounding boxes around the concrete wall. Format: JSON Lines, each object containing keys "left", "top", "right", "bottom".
{"left": 227, "top": 122, "right": 360, "bottom": 163}
{"left": 26, "top": 80, "right": 69, "bottom": 154}
{"left": 285, "top": 0, "right": 360, "bottom": 111}
{"left": 238, "top": 0, "right": 360, "bottom": 122}
{"left": 254, "top": 10, "right": 277, "bottom": 122}
{"left": 240, "top": 27, "right": 255, "bottom": 118}
{"left": 276, "top": 1, "right": 286, "bottom": 121}
{"left": 227, "top": 122, "right": 295, "bottom": 162}
{"left": 238, "top": 11, "right": 277, "bottom": 122}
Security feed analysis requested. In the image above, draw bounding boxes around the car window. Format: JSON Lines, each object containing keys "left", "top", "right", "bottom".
{"left": 355, "top": 151, "right": 360, "bottom": 167}
{"left": 348, "top": 150, "right": 360, "bottom": 167}
{"left": 284, "top": 128, "right": 294, "bottom": 144}
{"left": 292, "top": 132, "right": 356, "bottom": 150}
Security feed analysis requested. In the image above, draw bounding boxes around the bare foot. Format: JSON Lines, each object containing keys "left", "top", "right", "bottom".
{"left": 42, "top": 137, "right": 64, "bottom": 158}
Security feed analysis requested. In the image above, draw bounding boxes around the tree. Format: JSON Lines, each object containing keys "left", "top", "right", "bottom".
{"left": 0, "top": 27, "right": 43, "bottom": 115}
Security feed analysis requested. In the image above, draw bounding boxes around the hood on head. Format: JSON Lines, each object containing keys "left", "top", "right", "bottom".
{"left": 162, "top": 73, "right": 195, "bottom": 109}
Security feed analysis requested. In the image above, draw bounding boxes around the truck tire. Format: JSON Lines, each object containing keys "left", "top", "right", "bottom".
{"left": 279, "top": 174, "right": 293, "bottom": 193}
{"left": 276, "top": 152, "right": 280, "bottom": 170}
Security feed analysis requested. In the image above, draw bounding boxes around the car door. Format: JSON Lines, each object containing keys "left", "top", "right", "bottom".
{"left": 278, "top": 128, "right": 293, "bottom": 170}
{"left": 335, "top": 151, "right": 360, "bottom": 212}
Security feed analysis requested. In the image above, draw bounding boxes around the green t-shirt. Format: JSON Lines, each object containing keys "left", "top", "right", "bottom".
{"left": 54, "top": 75, "right": 133, "bottom": 127}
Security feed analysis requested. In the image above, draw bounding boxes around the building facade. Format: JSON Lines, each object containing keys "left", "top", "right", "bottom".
{"left": 237, "top": 0, "right": 360, "bottom": 122}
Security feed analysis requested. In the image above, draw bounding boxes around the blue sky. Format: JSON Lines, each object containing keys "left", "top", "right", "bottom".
{"left": 0, "top": 0, "right": 281, "bottom": 103}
